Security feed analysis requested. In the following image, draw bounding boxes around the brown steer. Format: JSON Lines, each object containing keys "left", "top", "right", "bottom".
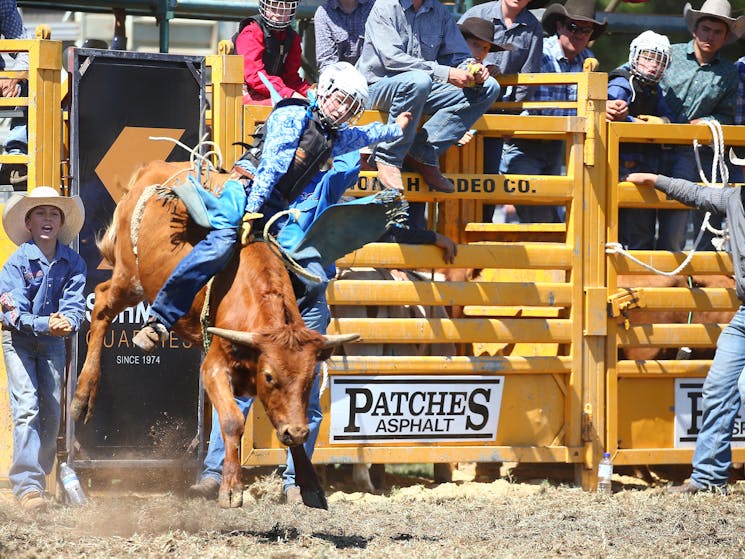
{"left": 71, "top": 161, "right": 355, "bottom": 508}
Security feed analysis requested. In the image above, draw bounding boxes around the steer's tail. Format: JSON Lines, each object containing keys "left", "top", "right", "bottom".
{"left": 96, "top": 210, "right": 118, "bottom": 266}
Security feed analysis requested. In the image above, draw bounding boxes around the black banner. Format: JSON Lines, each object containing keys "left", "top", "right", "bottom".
{"left": 69, "top": 50, "right": 205, "bottom": 463}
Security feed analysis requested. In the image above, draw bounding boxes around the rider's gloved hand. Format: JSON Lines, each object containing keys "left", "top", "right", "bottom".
{"left": 241, "top": 212, "right": 263, "bottom": 245}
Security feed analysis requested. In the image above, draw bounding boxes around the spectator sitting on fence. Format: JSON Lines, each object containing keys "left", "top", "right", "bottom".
{"left": 457, "top": 0, "right": 546, "bottom": 223}
{"left": 234, "top": 0, "right": 310, "bottom": 104}
{"left": 355, "top": 0, "right": 500, "bottom": 194}
{"left": 625, "top": 163, "right": 745, "bottom": 495}
{"left": 0, "top": 1, "right": 35, "bottom": 191}
{"left": 657, "top": 0, "right": 745, "bottom": 251}
{"left": 0, "top": 187, "right": 86, "bottom": 513}
{"left": 607, "top": 31, "right": 676, "bottom": 250}
{"left": 499, "top": 0, "right": 607, "bottom": 224}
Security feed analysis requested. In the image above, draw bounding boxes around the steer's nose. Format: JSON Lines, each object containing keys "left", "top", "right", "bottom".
{"left": 278, "top": 424, "right": 309, "bottom": 446}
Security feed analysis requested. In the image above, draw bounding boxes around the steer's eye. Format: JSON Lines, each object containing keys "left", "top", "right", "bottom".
{"left": 264, "top": 371, "right": 274, "bottom": 384}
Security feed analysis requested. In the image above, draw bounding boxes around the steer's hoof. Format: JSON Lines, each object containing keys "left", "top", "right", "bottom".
{"left": 218, "top": 487, "right": 243, "bottom": 509}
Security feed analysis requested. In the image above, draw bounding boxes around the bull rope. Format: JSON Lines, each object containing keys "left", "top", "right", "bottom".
{"left": 605, "top": 119, "right": 729, "bottom": 277}
{"left": 200, "top": 277, "right": 215, "bottom": 353}
{"left": 262, "top": 209, "right": 325, "bottom": 283}
{"left": 130, "top": 184, "right": 159, "bottom": 259}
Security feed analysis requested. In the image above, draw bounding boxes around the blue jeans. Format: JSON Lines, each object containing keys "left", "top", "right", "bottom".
{"left": 2, "top": 330, "right": 65, "bottom": 499}
{"left": 149, "top": 227, "right": 237, "bottom": 329}
{"left": 690, "top": 306, "right": 745, "bottom": 490}
{"left": 618, "top": 149, "right": 666, "bottom": 250}
{"left": 500, "top": 139, "right": 565, "bottom": 223}
{"left": 368, "top": 72, "right": 500, "bottom": 167}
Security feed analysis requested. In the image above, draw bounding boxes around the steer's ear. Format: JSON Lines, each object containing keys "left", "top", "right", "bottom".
{"left": 317, "top": 346, "right": 336, "bottom": 362}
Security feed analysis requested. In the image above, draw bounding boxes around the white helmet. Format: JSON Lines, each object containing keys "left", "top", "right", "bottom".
{"left": 629, "top": 31, "right": 671, "bottom": 84}
{"left": 258, "top": 0, "right": 298, "bottom": 30}
{"left": 316, "top": 62, "right": 369, "bottom": 129}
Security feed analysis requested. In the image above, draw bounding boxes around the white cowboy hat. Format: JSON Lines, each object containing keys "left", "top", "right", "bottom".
{"left": 684, "top": 0, "right": 745, "bottom": 43}
{"left": 3, "top": 186, "right": 85, "bottom": 246}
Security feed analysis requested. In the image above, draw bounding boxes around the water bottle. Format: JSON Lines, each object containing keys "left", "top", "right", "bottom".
{"left": 59, "top": 462, "right": 87, "bottom": 505}
{"left": 597, "top": 452, "right": 613, "bottom": 495}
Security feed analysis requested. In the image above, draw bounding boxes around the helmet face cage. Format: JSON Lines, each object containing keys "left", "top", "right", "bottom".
{"left": 318, "top": 88, "right": 365, "bottom": 129}
{"left": 259, "top": 0, "right": 298, "bottom": 29}
{"left": 629, "top": 32, "right": 670, "bottom": 84}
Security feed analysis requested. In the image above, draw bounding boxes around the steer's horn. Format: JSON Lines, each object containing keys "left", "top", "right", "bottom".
{"left": 207, "top": 327, "right": 257, "bottom": 347}
{"left": 321, "top": 333, "right": 360, "bottom": 348}
{"left": 730, "top": 148, "right": 745, "bottom": 166}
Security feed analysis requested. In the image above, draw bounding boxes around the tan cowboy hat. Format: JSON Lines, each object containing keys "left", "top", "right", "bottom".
{"left": 3, "top": 186, "right": 85, "bottom": 246}
{"left": 542, "top": 0, "right": 608, "bottom": 41}
{"left": 684, "top": 0, "right": 745, "bottom": 44}
{"left": 458, "top": 18, "right": 513, "bottom": 52}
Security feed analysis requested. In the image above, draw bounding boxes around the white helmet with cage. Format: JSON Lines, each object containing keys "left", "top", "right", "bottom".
{"left": 316, "top": 62, "right": 369, "bottom": 129}
{"left": 258, "top": 0, "right": 298, "bottom": 30}
{"left": 629, "top": 30, "right": 671, "bottom": 84}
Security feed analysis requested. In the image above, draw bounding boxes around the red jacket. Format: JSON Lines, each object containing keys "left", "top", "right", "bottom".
{"left": 235, "top": 20, "right": 311, "bottom": 104}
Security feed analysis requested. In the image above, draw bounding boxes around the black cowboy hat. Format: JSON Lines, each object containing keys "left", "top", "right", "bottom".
{"left": 542, "top": 0, "right": 608, "bottom": 41}
{"left": 528, "top": 0, "right": 552, "bottom": 8}
{"left": 458, "top": 17, "right": 513, "bottom": 52}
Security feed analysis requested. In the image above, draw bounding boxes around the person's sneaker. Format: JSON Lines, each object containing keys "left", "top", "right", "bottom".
{"left": 19, "top": 490, "right": 47, "bottom": 513}
{"left": 132, "top": 320, "right": 168, "bottom": 353}
{"left": 283, "top": 485, "right": 302, "bottom": 505}
{"left": 187, "top": 477, "right": 220, "bottom": 500}
{"left": 667, "top": 482, "right": 726, "bottom": 495}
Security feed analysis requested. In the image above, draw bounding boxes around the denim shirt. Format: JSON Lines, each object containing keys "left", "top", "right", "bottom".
{"left": 245, "top": 103, "right": 403, "bottom": 213}
{"left": 356, "top": 0, "right": 471, "bottom": 84}
{"left": 458, "top": 1, "right": 543, "bottom": 102}
{"left": 0, "top": 240, "right": 86, "bottom": 336}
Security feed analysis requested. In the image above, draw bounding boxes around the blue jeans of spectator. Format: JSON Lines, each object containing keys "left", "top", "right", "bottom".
{"left": 618, "top": 148, "right": 664, "bottom": 250}
{"left": 500, "top": 139, "right": 564, "bottom": 223}
{"left": 690, "top": 306, "right": 745, "bottom": 490}
{"left": 199, "top": 259, "right": 328, "bottom": 492}
{"left": 367, "top": 72, "right": 500, "bottom": 167}
{"left": 2, "top": 330, "right": 65, "bottom": 499}
{"left": 149, "top": 227, "right": 237, "bottom": 329}
{"left": 5, "top": 80, "right": 27, "bottom": 155}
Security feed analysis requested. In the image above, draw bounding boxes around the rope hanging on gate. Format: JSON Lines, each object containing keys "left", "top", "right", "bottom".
{"left": 606, "top": 119, "right": 729, "bottom": 276}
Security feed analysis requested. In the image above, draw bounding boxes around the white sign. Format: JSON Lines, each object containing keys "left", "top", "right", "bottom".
{"left": 674, "top": 379, "right": 745, "bottom": 448}
{"left": 329, "top": 375, "right": 504, "bottom": 444}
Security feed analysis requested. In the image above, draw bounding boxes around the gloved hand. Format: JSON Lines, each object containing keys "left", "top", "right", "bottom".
{"left": 240, "top": 212, "right": 263, "bottom": 245}
{"left": 636, "top": 114, "right": 670, "bottom": 125}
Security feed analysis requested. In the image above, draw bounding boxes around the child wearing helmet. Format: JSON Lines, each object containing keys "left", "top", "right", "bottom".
{"left": 607, "top": 30, "right": 676, "bottom": 251}
{"left": 134, "top": 62, "right": 411, "bottom": 354}
{"left": 234, "top": 0, "right": 310, "bottom": 104}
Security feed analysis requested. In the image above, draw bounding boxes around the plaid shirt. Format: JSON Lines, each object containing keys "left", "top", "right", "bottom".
{"left": 531, "top": 35, "right": 593, "bottom": 117}
{"left": 314, "top": 0, "right": 374, "bottom": 70}
{"left": 735, "top": 57, "right": 745, "bottom": 126}
{"left": 0, "top": 0, "right": 29, "bottom": 70}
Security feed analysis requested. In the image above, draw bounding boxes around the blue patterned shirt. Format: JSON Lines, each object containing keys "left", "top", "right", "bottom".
{"left": 531, "top": 35, "right": 593, "bottom": 117}
{"left": 458, "top": 1, "right": 543, "bottom": 102}
{"left": 735, "top": 56, "right": 745, "bottom": 126}
{"left": 356, "top": 0, "right": 472, "bottom": 85}
{"left": 0, "top": 0, "right": 30, "bottom": 71}
{"left": 660, "top": 41, "right": 738, "bottom": 124}
{"left": 245, "top": 103, "right": 403, "bottom": 213}
{"left": 314, "top": 0, "right": 374, "bottom": 70}
{"left": 0, "top": 241, "right": 86, "bottom": 335}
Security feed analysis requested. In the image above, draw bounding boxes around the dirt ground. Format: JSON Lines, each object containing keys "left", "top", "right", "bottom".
{"left": 1, "top": 464, "right": 745, "bottom": 559}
